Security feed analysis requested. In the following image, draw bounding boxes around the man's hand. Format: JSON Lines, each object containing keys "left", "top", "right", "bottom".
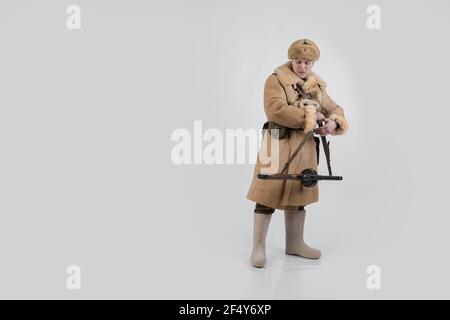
{"left": 314, "top": 118, "right": 337, "bottom": 136}
{"left": 313, "top": 111, "right": 326, "bottom": 122}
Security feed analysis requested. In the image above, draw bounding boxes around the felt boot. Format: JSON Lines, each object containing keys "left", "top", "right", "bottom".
{"left": 250, "top": 213, "right": 272, "bottom": 267}
{"left": 284, "top": 208, "right": 321, "bottom": 259}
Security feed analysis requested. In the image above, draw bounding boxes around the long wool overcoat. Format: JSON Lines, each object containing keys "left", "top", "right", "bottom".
{"left": 246, "top": 61, "right": 348, "bottom": 210}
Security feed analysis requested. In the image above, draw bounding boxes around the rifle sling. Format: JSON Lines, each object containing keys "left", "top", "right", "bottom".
{"left": 280, "top": 126, "right": 333, "bottom": 176}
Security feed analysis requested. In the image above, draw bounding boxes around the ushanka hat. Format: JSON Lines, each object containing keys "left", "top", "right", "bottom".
{"left": 288, "top": 38, "right": 320, "bottom": 61}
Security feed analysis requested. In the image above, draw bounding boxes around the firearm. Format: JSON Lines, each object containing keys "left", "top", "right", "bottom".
{"left": 257, "top": 169, "right": 342, "bottom": 187}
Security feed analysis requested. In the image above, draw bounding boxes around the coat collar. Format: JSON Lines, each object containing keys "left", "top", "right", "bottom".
{"left": 273, "top": 61, "right": 327, "bottom": 91}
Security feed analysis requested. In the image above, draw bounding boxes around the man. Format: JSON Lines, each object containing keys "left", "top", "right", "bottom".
{"left": 247, "top": 39, "right": 348, "bottom": 268}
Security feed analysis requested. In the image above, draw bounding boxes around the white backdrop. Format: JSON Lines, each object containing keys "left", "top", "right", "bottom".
{"left": 0, "top": 0, "right": 449, "bottom": 299}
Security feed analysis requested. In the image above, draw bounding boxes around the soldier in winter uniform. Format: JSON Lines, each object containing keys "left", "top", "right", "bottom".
{"left": 247, "top": 39, "right": 348, "bottom": 267}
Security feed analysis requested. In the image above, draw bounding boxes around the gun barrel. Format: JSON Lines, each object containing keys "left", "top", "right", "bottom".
{"left": 258, "top": 173, "right": 342, "bottom": 181}
{"left": 303, "top": 175, "right": 342, "bottom": 181}
{"left": 257, "top": 173, "right": 301, "bottom": 180}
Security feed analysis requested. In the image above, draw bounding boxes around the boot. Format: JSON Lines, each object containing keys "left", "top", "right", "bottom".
{"left": 250, "top": 213, "right": 272, "bottom": 268}
{"left": 284, "top": 208, "right": 321, "bottom": 259}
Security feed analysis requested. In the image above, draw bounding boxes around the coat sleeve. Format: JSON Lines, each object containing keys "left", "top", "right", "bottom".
{"left": 320, "top": 87, "right": 349, "bottom": 135}
{"left": 263, "top": 75, "right": 316, "bottom": 131}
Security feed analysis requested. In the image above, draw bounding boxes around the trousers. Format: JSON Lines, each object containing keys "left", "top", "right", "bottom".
{"left": 254, "top": 203, "right": 305, "bottom": 214}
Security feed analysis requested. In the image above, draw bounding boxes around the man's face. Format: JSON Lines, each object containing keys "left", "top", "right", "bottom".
{"left": 291, "top": 58, "right": 314, "bottom": 79}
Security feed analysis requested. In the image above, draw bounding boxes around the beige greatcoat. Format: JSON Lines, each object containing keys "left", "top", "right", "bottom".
{"left": 246, "top": 61, "right": 348, "bottom": 210}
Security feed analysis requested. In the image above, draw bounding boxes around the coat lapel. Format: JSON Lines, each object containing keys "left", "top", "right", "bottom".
{"left": 273, "top": 61, "right": 327, "bottom": 93}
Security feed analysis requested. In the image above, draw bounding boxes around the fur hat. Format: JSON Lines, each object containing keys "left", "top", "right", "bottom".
{"left": 288, "top": 39, "right": 320, "bottom": 61}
